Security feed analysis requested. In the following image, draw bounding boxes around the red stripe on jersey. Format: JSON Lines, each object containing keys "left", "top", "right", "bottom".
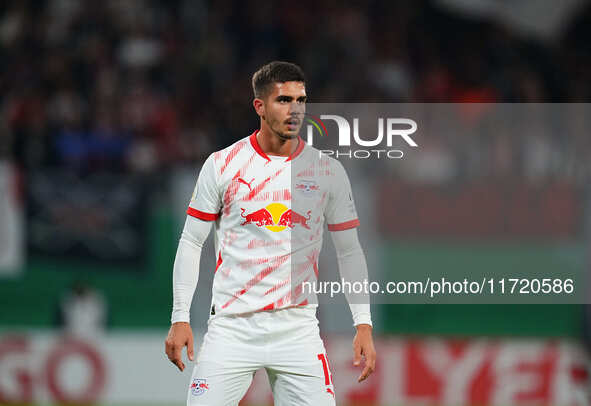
{"left": 295, "top": 161, "right": 316, "bottom": 177}
{"left": 306, "top": 250, "right": 320, "bottom": 277}
{"left": 247, "top": 238, "right": 289, "bottom": 249}
{"left": 238, "top": 256, "right": 271, "bottom": 269}
{"left": 250, "top": 130, "right": 305, "bottom": 162}
{"left": 250, "top": 190, "right": 290, "bottom": 201}
{"left": 220, "top": 140, "right": 247, "bottom": 175}
{"left": 286, "top": 136, "right": 305, "bottom": 161}
{"left": 316, "top": 191, "right": 327, "bottom": 208}
{"left": 296, "top": 168, "right": 315, "bottom": 177}
{"left": 271, "top": 188, "right": 292, "bottom": 201}
{"left": 261, "top": 303, "right": 275, "bottom": 311}
{"left": 274, "top": 275, "right": 311, "bottom": 309}
{"left": 221, "top": 253, "right": 290, "bottom": 310}
{"left": 274, "top": 291, "right": 291, "bottom": 308}
{"left": 289, "top": 249, "right": 320, "bottom": 282}
{"left": 264, "top": 277, "right": 290, "bottom": 296}
{"left": 257, "top": 297, "right": 309, "bottom": 313}
{"left": 244, "top": 167, "right": 284, "bottom": 201}
{"left": 313, "top": 260, "right": 319, "bottom": 278}
{"left": 249, "top": 130, "right": 271, "bottom": 162}
{"left": 293, "top": 260, "right": 312, "bottom": 278}
{"left": 187, "top": 207, "right": 219, "bottom": 221}
{"left": 222, "top": 230, "right": 239, "bottom": 248}
{"left": 223, "top": 178, "right": 240, "bottom": 213}
{"left": 252, "top": 191, "right": 270, "bottom": 201}
{"left": 327, "top": 218, "right": 360, "bottom": 231}
{"left": 215, "top": 251, "right": 223, "bottom": 273}
{"left": 293, "top": 275, "right": 312, "bottom": 298}
{"left": 222, "top": 153, "right": 256, "bottom": 216}
{"left": 264, "top": 275, "right": 310, "bottom": 310}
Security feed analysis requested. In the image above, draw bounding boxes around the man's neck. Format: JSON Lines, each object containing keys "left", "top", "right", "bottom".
{"left": 257, "top": 125, "right": 299, "bottom": 157}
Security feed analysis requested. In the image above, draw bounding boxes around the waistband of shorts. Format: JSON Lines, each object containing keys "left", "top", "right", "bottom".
{"left": 208, "top": 303, "right": 318, "bottom": 323}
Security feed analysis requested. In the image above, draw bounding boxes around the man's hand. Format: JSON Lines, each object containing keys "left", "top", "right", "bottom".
{"left": 165, "top": 322, "right": 194, "bottom": 371}
{"left": 352, "top": 324, "right": 376, "bottom": 383}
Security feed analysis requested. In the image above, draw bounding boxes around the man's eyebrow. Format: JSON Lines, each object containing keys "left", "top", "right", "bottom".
{"left": 276, "top": 95, "right": 293, "bottom": 101}
{"left": 297, "top": 96, "right": 307, "bottom": 101}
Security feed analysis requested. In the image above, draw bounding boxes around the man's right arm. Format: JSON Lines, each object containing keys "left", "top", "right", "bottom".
{"left": 165, "top": 215, "right": 212, "bottom": 371}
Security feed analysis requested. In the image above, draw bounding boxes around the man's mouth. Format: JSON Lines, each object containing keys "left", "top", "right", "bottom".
{"left": 285, "top": 119, "right": 300, "bottom": 128}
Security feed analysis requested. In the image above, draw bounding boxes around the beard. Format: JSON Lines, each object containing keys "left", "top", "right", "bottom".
{"left": 268, "top": 117, "right": 300, "bottom": 140}
{"left": 276, "top": 130, "right": 299, "bottom": 140}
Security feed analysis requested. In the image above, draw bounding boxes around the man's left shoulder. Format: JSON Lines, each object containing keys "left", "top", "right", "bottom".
{"left": 298, "top": 143, "right": 343, "bottom": 172}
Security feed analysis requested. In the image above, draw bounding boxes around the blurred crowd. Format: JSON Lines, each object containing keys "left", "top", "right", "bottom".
{"left": 1, "top": 0, "right": 590, "bottom": 182}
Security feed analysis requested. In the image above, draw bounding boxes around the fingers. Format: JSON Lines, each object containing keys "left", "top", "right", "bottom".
{"left": 165, "top": 324, "right": 195, "bottom": 372}
{"left": 165, "top": 337, "right": 187, "bottom": 372}
{"left": 357, "top": 346, "right": 376, "bottom": 383}
{"left": 357, "top": 357, "right": 376, "bottom": 382}
{"left": 187, "top": 334, "right": 194, "bottom": 361}
{"left": 165, "top": 338, "right": 173, "bottom": 362}
{"left": 353, "top": 342, "right": 362, "bottom": 366}
{"left": 358, "top": 364, "right": 371, "bottom": 382}
{"left": 173, "top": 345, "right": 185, "bottom": 371}
{"left": 165, "top": 340, "right": 185, "bottom": 371}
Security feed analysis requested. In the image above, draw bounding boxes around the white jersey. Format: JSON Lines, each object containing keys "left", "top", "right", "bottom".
{"left": 188, "top": 130, "right": 359, "bottom": 318}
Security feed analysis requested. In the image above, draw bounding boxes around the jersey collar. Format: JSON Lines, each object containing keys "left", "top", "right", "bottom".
{"left": 249, "top": 130, "right": 305, "bottom": 162}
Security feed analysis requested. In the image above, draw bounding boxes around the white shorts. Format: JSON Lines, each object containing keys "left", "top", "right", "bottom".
{"left": 186, "top": 306, "right": 336, "bottom": 406}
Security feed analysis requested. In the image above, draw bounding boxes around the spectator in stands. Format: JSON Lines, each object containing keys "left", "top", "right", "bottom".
{"left": 56, "top": 280, "right": 108, "bottom": 338}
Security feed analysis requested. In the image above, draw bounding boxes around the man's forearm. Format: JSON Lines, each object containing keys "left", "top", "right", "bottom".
{"left": 171, "top": 216, "right": 212, "bottom": 324}
{"left": 337, "top": 247, "right": 372, "bottom": 327}
{"left": 330, "top": 228, "right": 372, "bottom": 327}
{"left": 171, "top": 237, "right": 203, "bottom": 323}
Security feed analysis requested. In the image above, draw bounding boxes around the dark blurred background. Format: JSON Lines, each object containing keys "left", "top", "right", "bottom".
{"left": 3, "top": 0, "right": 591, "bottom": 170}
{"left": 1, "top": 0, "right": 590, "bottom": 405}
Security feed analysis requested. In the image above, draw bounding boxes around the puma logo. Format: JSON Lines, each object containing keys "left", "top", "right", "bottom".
{"left": 237, "top": 177, "right": 255, "bottom": 191}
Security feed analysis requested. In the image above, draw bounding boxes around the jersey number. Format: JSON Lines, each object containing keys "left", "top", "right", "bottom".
{"left": 317, "top": 353, "right": 333, "bottom": 386}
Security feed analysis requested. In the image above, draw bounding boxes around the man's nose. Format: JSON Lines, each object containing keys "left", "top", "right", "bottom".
{"left": 288, "top": 103, "right": 304, "bottom": 115}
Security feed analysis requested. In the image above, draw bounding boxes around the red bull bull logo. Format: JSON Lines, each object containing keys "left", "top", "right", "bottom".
{"left": 241, "top": 203, "right": 311, "bottom": 231}
{"left": 190, "top": 378, "right": 209, "bottom": 396}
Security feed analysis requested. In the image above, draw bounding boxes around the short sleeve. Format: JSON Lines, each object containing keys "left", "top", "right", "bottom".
{"left": 324, "top": 160, "right": 360, "bottom": 231}
{"left": 187, "top": 153, "right": 221, "bottom": 221}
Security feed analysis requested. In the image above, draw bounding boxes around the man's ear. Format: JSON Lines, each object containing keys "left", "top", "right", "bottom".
{"left": 253, "top": 98, "right": 265, "bottom": 119}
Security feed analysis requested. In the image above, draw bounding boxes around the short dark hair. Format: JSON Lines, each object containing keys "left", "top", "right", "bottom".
{"left": 252, "top": 61, "right": 306, "bottom": 98}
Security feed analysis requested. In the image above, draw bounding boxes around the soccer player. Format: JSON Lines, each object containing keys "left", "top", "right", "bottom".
{"left": 165, "top": 61, "right": 376, "bottom": 405}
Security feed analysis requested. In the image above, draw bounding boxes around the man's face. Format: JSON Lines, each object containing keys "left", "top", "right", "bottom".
{"left": 258, "top": 81, "right": 306, "bottom": 140}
